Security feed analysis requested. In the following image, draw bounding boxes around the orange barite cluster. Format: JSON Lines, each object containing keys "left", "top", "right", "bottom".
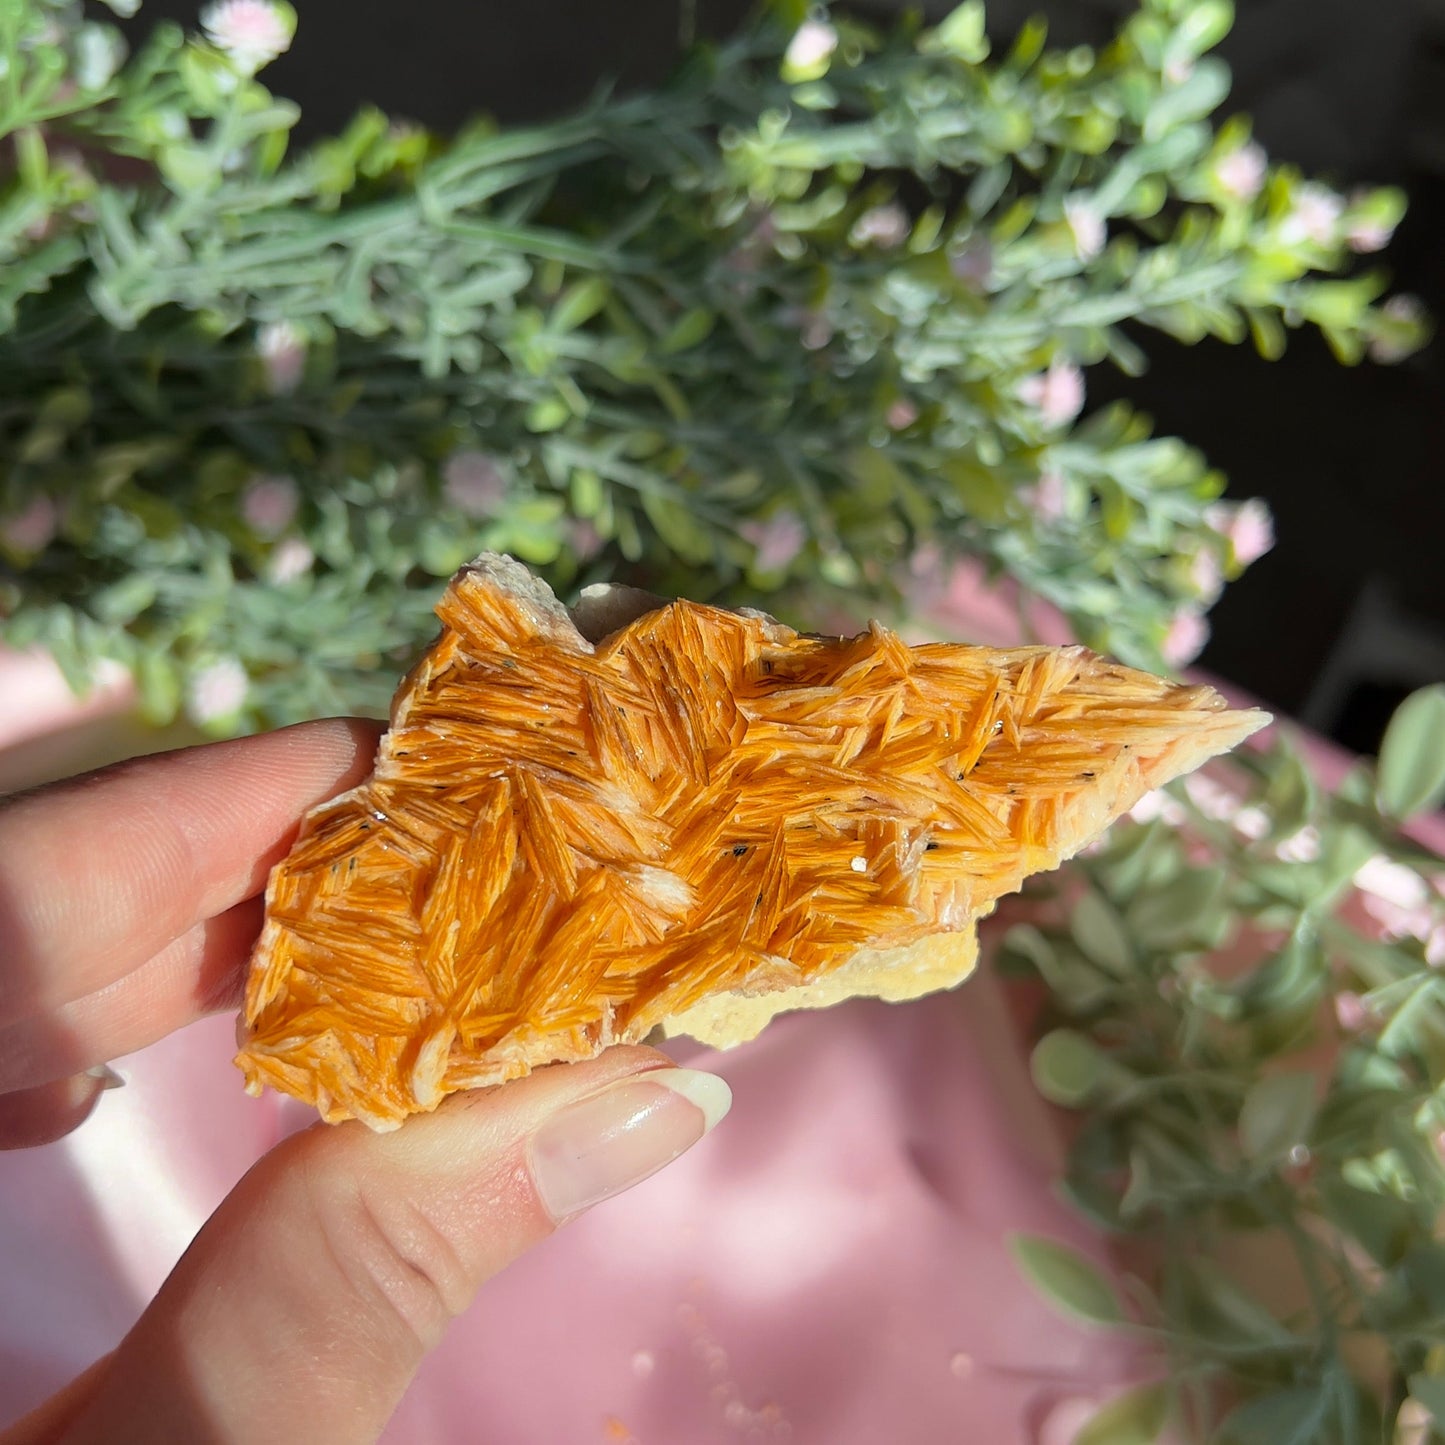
{"left": 237, "top": 556, "right": 1266, "bottom": 1129}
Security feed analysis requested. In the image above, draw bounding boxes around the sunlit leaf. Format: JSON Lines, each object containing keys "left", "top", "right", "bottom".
{"left": 1009, "top": 1234, "right": 1124, "bottom": 1326}
{"left": 1076, "top": 1383, "right": 1169, "bottom": 1445}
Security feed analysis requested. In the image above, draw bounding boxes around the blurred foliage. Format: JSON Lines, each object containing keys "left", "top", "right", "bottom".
{"left": 0, "top": 0, "right": 1426, "bottom": 729}
{"left": 1004, "top": 687, "right": 1445, "bottom": 1443}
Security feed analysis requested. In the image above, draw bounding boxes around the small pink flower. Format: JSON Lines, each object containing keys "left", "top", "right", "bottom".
{"left": 1233, "top": 805, "right": 1270, "bottom": 840}
{"left": 949, "top": 239, "right": 993, "bottom": 289}
{"left": 1063, "top": 197, "right": 1106, "bottom": 261}
{"left": 902, "top": 542, "right": 946, "bottom": 615}
{"left": 1281, "top": 184, "right": 1343, "bottom": 247}
{"left": 1354, "top": 855, "right": 1436, "bottom": 943}
{"left": 1163, "top": 55, "right": 1195, "bottom": 86}
{"left": 799, "top": 311, "right": 834, "bottom": 352}
{"left": 741, "top": 510, "right": 807, "bottom": 573}
{"left": 443, "top": 451, "right": 507, "bottom": 519}
{"left": 268, "top": 535, "right": 314, "bottom": 583}
{"left": 1190, "top": 547, "right": 1223, "bottom": 599}
{"left": 1334, "top": 990, "right": 1371, "bottom": 1033}
{"left": 1275, "top": 826, "right": 1321, "bottom": 863}
{"left": 1355, "top": 855, "right": 1430, "bottom": 913}
{"left": 1370, "top": 294, "right": 1427, "bottom": 364}
{"left": 1029, "top": 469, "right": 1068, "bottom": 523}
{"left": 241, "top": 475, "right": 298, "bottom": 539}
{"left": 1213, "top": 142, "right": 1267, "bottom": 203}
{"left": 1427, "top": 925, "right": 1445, "bottom": 969}
{"left": 1206, "top": 498, "right": 1274, "bottom": 566}
{"left": 852, "top": 203, "right": 909, "bottom": 249}
{"left": 1017, "top": 359, "right": 1085, "bottom": 429}
{"left": 1162, "top": 609, "right": 1210, "bottom": 667}
{"left": 568, "top": 518, "right": 603, "bottom": 563}
{"left": 725, "top": 213, "right": 779, "bottom": 279}
{"left": 256, "top": 320, "right": 306, "bottom": 395}
{"left": 1185, "top": 771, "right": 1241, "bottom": 823}
{"left": 785, "top": 19, "right": 838, "bottom": 74}
{"left": 886, "top": 398, "right": 919, "bottom": 431}
{"left": 1129, "top": 789, "right": 1187, "bottom": 826}
{"left": 1, "top": 495, "right": 58, "bottom": 553}
{"left": 1346, "top": 215, "right": 1396, "bottom": 254}
{"left": 200, "top": 0, "right": 293, "bottom": 73}
{"left": 187, "top": 657, "right": 249, "bottom": 724}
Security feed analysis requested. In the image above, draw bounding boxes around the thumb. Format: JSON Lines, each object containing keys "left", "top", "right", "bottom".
{"left": 52, "top": 1047, "right": 730, "bottom": 1445}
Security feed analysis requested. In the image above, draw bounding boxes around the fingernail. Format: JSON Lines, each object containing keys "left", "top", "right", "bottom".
{"left": 85, "top": 1064, "right": 126, "bottom": 1091}
{"left": 529, "top": 1067, "right": 731, "bottom": 1223}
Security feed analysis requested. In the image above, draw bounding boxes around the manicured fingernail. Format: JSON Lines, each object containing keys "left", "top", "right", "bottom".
{"left": 528, "top": 1068, "right": 731, "bottom": 1223}
{"left": 85, "top": 1064, "right": 125, "bottom": 1091}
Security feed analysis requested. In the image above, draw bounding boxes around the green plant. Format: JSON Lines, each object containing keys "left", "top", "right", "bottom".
{"left": 3, "top": 4, "right": 1442, "bottom": 1436}
{"left": 1006, "top": 685, "right": 1445, "bottom": 1443}
{"left": 0, "top": 0, "right": 1424, "bottom": 730}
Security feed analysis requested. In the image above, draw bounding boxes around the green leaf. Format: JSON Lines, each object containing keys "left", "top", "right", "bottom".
{"left": 1315, "top": 823, "right": 1379, "bottom": 903}
{"left": 1032, "top": 1029, "right": 1112, "bottom": 1107}
{"left": 158, "top": 144, "right": 217, "bottom": 194}
{"left": 1401, "top": 1245, "right": 1445, "bottom": 1318}
{"left": 932, "top": 1, "right": 990, "bottom": 63}
{"left": 569, "top": 468, "right": 605, "bottom": 518}
{"left": 1004, "top": 925, "right": 1115, "bottom": 1012}
{"left": 640, "top": 490, "right": 714, "bottom": 566}
{"left": 848, "top": 447, "right": 909, "bottom": 508}
{"left": 525, "top": 398, "right": 572, "bottom": 433}
{"left": 1238, "top": 1072, "right": 1316, "bottom": 1161}
{"left": 941, "top": 457, "right": 1010, "bottom": 522}
{"left": 178, "top": 48, "right": 226, "bottom": 110}
{"left": 134, "top": 651, "right": 181, "bottom": 727}
{"left": 1126, "top": 866, "right": 1227, "bottom": 949}
{"left": 74, "top": 24, "right": 126, "bottom": 92}
{"left": 1094, "top": 820, "right": 1177, "bottom": 903}
{"left": 1076, "top": 1383, "right": 1169, "bottom": 1445}
{"left": 1168, "top": 1, "right": 1234, "bottom": 61}
{"left": 1171, "top": 1258, "right": 1295, "bottom": 1347}
{"left": 1260, "top": 743, "right": 1318, "bottom": 838}
{"left": 1009, "top": 1234, "right": 1124, "bottom": 1326}
{"left": 1143, "top": 59, "right": 1231, "bottom": 142}
{"left": 417, "top": 523, "right": 476, "bottom": 578}
{"left": 1246, "top": 307, "right": 1287, "bottom": 361}
{"left": 658, "top": 307, "right": 715, "bottom": 354}
{"left": 1214, "top": 1387, "right": 1327, "bottom": 1445}
{"left": 93, "top": 574, "right": 157, "bottom": 626}
{"left": 1377, "top": 684, "right": 1445, "bottom": 820}
{"left": 1317, "top": 1180, "right": 1414, "bottom": 1266}
{"left": 1000, "top": 922, "right": 1054, "bottom": 974}
{"left": 1070, "top": 890, "right": 1134, "bottom": 975}
{"left": 550, "top": 277, "right": 611, "bottom": 333}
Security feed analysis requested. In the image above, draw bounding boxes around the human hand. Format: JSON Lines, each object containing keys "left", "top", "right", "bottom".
{"left": 0, "top": 719, "right": 730, "bottom": 1444}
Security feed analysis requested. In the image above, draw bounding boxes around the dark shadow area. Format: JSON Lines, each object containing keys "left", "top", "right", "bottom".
{"left": 127, "top": 0, "right": 755, "bottom": 138}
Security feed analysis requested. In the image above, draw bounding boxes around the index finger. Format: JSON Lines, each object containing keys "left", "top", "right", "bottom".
{"left": 0, "top": 717, "right": 382, "bottom": 1027}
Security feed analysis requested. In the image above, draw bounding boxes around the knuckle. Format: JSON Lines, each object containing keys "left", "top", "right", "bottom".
{"left": 317, "top": 1180, "right": 473, "bottom": 1355}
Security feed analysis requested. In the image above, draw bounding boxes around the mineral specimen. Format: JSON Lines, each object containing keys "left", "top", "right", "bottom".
{"left": 237, "top": 555, "right": 1267, "bottom": 1129}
